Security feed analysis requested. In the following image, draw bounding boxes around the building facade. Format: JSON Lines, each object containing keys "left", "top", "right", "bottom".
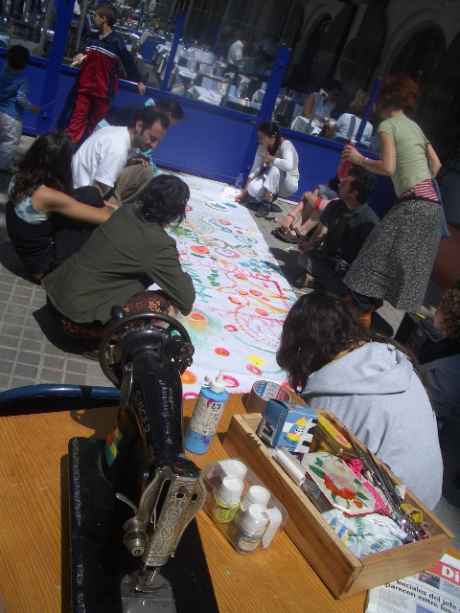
{"left": 175, "top": 0, "right": 460, "bottom": 157}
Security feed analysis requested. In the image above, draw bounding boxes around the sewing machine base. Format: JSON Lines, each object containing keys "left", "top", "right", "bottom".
{"left": 121, "top": 573, "right": 175, "bottom": 613}
{"left": 68, "top": 437, "right": 218, "bottom": 613}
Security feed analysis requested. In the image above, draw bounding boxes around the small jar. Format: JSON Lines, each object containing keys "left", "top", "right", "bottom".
{"left": 212, "top": 476, "right": 244, "bottom": 524}
{"left": 240, "top": 485, "right": 271, "bottom": 512}
{"left": 233, "top": 503, "right": 269, "bottom": 553}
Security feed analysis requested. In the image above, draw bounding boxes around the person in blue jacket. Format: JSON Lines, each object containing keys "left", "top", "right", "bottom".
{"left": 0, "top": 45, "right": 39, "bottom": 171}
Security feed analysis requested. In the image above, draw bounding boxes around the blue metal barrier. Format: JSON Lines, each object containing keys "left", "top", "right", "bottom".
{"left": 0, "top": 384, "right": 120, "bottom": 414}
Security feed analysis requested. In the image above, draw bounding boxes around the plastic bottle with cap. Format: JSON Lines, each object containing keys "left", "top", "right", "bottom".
{"left": 212, "top": 476, "right": 244, "bottom": 524}
{"left": 240, "top": 485, "right": 271, "bottom": 512}
{"left": 184, "top": 374, "right": 229, "bottom": 454}
{"left": 233, "top": 503, "right": 269, "bottom": 553}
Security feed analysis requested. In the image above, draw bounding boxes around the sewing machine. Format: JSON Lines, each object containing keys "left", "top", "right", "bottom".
{"left": 68, "top": 307, "right": 208, "bottom": 612}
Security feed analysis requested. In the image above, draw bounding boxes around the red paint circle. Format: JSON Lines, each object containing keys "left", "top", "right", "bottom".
{"left": 190, "top": 311, "right": 206, "bottom": 321}
{"left": 255, "top": 308, "right": 268, "bottom": 316}
{"left": 191, "top": 245, "right": 209, "bottom": 256}
{"left": 184, "top": 392, "right": 199, "bottom": 400}
{"left": 225, "top": 324, "right": 238, "bottom": 332}
{"left": 222, "top": 375, "right": 239, "bottom": 388}
{"left": 215, "top": 347, "right": 230, "bottom": 357}
{"left": 246, "top": 364, "right": 262, "bottom": 376}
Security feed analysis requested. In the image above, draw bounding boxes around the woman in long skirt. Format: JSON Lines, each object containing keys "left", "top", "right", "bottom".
{"left": 342, "top": 75, "right": 443, "bottom": 313}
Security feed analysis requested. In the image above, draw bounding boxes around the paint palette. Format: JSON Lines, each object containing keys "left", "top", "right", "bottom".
{"left": 303, "top": 453, "right": 377, "bottom": 516}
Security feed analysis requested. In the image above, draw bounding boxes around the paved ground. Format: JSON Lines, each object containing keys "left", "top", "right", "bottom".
{"left": 0, "top": 136, "right": 111, "bottom": 391}
{"left": 0, "top": 136, "right": 458, "bottom": 545}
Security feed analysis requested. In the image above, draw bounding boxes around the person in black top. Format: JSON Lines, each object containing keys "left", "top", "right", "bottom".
{"left": 294, "top": 166, "right": 378, "bottom": 294}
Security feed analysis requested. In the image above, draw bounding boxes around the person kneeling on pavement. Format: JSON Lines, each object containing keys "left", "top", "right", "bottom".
{"left": 294, "top": 165, "right": 378, "bottom": 293}
{"left": 43, "top": 175, "right": 195, "bottom": 344}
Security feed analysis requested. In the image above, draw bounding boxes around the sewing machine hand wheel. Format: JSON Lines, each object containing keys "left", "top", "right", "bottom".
{"left": 98, "top": 308, "right": 194, "bottom": 388}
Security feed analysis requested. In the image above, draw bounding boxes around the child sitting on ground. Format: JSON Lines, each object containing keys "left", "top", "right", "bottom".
{"left": 0, "top": 45, "right": 39, "bottom": 172}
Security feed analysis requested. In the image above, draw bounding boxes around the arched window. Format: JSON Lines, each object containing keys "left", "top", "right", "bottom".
{"left": 287, "top": 14, "right": 332, "bottom": 92}
{"left": 418, "top": 32, "right": 460, "bottom": 158}
{"left": 339, "top": 1, "right": 388, "bottom": 93}
{"left": 388, "top": 26, "right": 445, "bottom": 82}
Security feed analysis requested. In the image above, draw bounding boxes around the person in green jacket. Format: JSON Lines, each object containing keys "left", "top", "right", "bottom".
{"left": 43, "top": 174, "right": 195, "bottom": 339}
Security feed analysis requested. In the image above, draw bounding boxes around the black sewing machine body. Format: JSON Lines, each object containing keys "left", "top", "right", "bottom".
{"left": 68, "top": 309, "right": 216, "bottom": 613}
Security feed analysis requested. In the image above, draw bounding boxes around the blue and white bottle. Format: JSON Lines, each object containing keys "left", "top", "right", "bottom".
{"left": 184, "top": 375, "right": 229, "bottom": 454}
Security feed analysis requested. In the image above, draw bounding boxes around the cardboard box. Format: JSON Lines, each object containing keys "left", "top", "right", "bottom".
{"left": 224, "top": 413, "right": 454, "bottom": 599}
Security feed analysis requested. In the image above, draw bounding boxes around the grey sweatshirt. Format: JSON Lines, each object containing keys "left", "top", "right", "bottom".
{"left": 302, "top": 342, "right": 443, "bottom": 510}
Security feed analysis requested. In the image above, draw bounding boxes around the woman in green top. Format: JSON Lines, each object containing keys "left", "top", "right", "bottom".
{"left": 341, "top": 75, "right": 443, "bottom": 314}
{"left": 43, "top": 174, "right": 195, "bottom": 340}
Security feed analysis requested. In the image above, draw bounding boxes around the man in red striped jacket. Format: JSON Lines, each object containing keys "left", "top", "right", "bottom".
{"left": 66, "top": 3, "right": 145, "bottom": 144}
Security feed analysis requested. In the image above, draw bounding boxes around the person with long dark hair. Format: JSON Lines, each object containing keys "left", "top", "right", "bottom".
{"left": 6, "top": 133, "right": 112, "bottom": 282}
{"left": 277, "top": 291, "right": 443, "bottom": 509}
{"left": 342, "top": 75, "right": 444, "bottom": 314}
{"left": 43, "top": 174, "right": 195, "bottom": 339}
{"left": 236, "top": 121, "right": 299, "bottom": 218}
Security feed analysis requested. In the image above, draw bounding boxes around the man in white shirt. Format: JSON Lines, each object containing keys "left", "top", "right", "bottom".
{"left": 72, "top": 107, "right": 170, "bottom": 198}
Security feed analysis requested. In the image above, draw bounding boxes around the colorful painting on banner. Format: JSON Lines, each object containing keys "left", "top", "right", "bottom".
{"left": 161, "top": 174, "right": 297, "bottom": 398}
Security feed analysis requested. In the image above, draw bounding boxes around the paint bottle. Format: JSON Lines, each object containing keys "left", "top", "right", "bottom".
{"left": 232, "top": 503, "right": 269, "bottom": 553}
{"left": 184, "top": 374, "right": 229, "bottom": 454}
{"left": 240, "top": 485, "right": 271, "bottom": 512}
{"left": 212, "top": 476, "right": 244, "bottom": 524}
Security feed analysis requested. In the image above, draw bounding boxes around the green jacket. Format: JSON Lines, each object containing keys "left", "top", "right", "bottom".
{"left": 44, "top": 204, "right": 195, "bottom": 324}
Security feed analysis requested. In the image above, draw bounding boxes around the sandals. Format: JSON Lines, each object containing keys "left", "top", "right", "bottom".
{"left": 272, "top": 227, "right": 300, "bottom": 244}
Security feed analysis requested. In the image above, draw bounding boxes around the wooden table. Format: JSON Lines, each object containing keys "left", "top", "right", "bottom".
{"left": 0, "top": 394, "right": 456, "bottom": 613}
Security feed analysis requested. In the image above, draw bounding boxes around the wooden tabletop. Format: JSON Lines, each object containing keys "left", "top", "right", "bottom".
{"left": 0, "top": 393, "right": 455, "bottom": 613}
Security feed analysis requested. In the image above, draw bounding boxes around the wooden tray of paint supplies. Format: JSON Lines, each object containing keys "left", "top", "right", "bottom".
{"left": 223, "top": 408, "right": 453, "bottom": 599}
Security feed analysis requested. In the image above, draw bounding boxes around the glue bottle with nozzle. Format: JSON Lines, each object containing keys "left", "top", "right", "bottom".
{"left": 184, "top": 374, "right": 229, "bottom": 454}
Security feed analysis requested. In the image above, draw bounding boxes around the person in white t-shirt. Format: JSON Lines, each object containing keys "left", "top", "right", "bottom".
{"left": 72, "top": 107, "right": 170, "bottom": 200}
{"left": 236, "top": 121, "right": 300, "bottom": 218}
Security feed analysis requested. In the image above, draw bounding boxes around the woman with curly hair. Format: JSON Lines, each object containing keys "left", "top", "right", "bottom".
{"left": 43, "top": 174, "right": 195, "bottom": 339}
{"left": 341, "top": 75, "right": 444, "bottom": 314}
{"left": 419, "top": 285, "right": 460, "bottom": 417}
{"left": 6, "top": 132, "right": 112, "bottom": 282}
{"left": 277, "top": 291, "right": 443, "bottom": 509}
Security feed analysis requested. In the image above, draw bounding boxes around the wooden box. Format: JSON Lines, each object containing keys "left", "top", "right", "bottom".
{"left": 223, "top": 413, "right": 454, "bottom": 599}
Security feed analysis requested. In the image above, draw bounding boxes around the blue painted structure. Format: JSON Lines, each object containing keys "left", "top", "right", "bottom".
{"left": 0, "top": 1, "right": 394, "bottom": 216}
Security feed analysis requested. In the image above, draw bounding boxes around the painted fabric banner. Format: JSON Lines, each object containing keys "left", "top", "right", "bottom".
{"left": 160, "top": 174, "right": 297, "bottom": 398}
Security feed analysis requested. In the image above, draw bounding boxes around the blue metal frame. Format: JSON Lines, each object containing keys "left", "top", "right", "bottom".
{"left": 37, "top": 0, "right": 75, "bottom": 134}
{"left": 161, "top": 14, "right": 185, "bottom": 92}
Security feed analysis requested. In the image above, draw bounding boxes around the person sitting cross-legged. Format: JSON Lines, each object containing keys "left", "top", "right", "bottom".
{"left": 294, "top": 166, "right": 378, "bottom": 293}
